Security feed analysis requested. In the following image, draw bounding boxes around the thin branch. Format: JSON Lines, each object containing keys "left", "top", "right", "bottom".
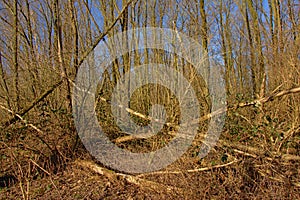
{"left": 0, "top": 104, "right": 53, "bottom": 152}
{"left": 4, "top": 79, "right": 64, "bottom": 127}
{"left": 78, "top": 0, "right": 136, "bottom": 67}
{"left": 220, "top": 139, "right": 300, "bottom": 162}
{"left": 137, "top": 159, "right": 241, "bottom": 177}
{"left": 75, "top": 160, "right": 185, "bottom": 193}
{"left": 2, "top": 0, "right": 136, "bottom": 127}
{"left": 113, "top": 86, "right": 300, "bottom": 143}
{"left": 29, "top": 159, "right": 62, "bottom": 198}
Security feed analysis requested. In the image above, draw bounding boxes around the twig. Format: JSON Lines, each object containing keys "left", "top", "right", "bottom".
{"left": 29, "top": 159, "right": 50, "bottom": 176}
{"left": 4, "top": 79, "right": 64, "bottom": 127}
{"left": 113, "top": 86, "right": 300, "bottom": 143}
{"left": 232, "top": 149, "right": 257, "bottom": 158}
{"left": 137, "top": 159, "right": 241, "bottom": 177}
{"left": 0, "top": 104, "right": 53, "bottom": 152}
{"left": 75, "top": 160, "right": 185, "bottom": 193}
{"left": 220, "top": 139, "right": 300, "bottom": 162}
{"left": 278, "top": 124, "right": 300, "bottom": 152}
{"left": 2, "top": 142, "right": 27, "bottom": 199}
{"left": 257, "top": 169, "right": 300, "bottom": 187}
{"left": 29, "top": 159, "right": 62, "bottom": 199}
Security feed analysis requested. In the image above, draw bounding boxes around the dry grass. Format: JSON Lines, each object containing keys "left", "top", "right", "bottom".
{"left": 1, "top": 51, "right": 299, "bottom": 198}
{"left": 1, "top": 86, "right": 300, "bottom": 199}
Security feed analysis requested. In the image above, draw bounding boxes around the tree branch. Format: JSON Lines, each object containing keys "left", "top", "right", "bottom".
{"left": 3, "top": 0, "right": 136, "bottom": 127}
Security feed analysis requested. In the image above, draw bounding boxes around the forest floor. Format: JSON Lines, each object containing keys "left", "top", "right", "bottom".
{"left": 1, "top": 128, "right": 300, "bottom": 199}
{"left": 1, "top": 97, "right": 300, "bottom": 199}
